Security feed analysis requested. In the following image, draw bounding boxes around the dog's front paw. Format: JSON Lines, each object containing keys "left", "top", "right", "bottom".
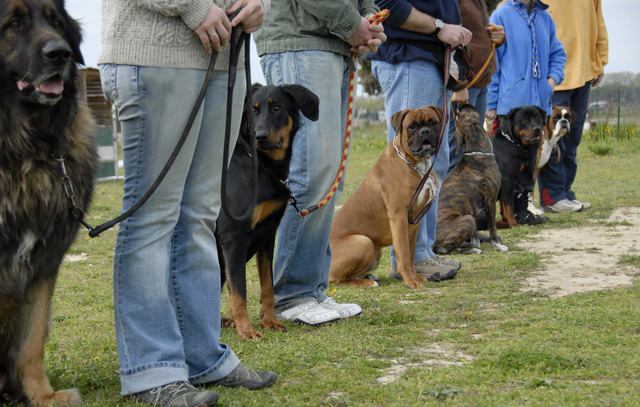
{"left": 236, "top": 324, "right": 263, "bottom": 340}
{"left": 260, "top": 317, "right": 286, "bottom": 332}
{"left": 49, "top": 388, "right": 81, "bottom": 406}
{"left": 402, "top": 272, "right": 424, "bottom": 289}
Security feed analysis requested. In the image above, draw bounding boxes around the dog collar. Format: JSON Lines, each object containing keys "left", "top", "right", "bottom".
{"left": 392, "top": 138, "right": 428, "bottom": 177}
{"left": 464, "top": 151, "right": 495, "bottom": 157}
{"left": 497, "top": 129, "right": 518, "bottom": 145}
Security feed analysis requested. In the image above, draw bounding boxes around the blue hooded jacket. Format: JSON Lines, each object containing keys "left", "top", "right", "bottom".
{"left": 487, "top": 0, "right": 566, "bottom": 115}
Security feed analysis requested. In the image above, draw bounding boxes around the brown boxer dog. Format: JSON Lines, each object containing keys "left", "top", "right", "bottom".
{"left": 434, "top": 104, "right": 507, "bottom": 255}
{"left": 329, "top": 106, "right": 442, "bottom": 288}
{"left": 535, "top": 105, "right": 573, "bottom": 179}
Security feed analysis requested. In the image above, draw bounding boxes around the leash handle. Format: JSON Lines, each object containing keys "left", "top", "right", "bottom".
{"left": 296, "top": 9, "right": 390, "bottom": 218}
{"left": 407, "top": 46, "right": 451, "bottom": 225}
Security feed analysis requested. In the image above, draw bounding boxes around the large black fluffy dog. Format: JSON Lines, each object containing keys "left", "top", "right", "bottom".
{"left": 216, "top": 84, "right": 319, "bottom": 339}
{"left": 0, "top": 1, "right": 96, "bottom": 405}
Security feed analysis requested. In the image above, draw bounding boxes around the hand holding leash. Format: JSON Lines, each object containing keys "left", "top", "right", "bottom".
{"left": 227, "top": 0, "right": 265, "bottom": 33}
{"left": 195, "top": 4, "right": 232, "bottom": 53}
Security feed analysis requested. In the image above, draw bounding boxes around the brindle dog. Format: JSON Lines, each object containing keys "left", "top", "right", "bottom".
{"left": 434, "top": 105, "right": 508, "bottom": 255}
{"left": 0, "top": 1, "right": 96, "bottom": 405}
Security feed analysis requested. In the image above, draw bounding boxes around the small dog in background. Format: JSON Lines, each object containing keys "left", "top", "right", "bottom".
{"left": 535, "top": 105, "right": 573, "bottom": 176}
{"left": 435, "top": 104, "right": 507, "bottom": 255}
{"left": 329, "top": 106, "right": 442, "bottom": 288}
{"left": 492, "top": 106, "right": 547, "bottom": 228}
{"left": 216, "top": 83, "right": 319, "bottom": 339}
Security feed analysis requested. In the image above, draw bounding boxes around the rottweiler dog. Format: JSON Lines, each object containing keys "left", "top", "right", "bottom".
{"left": 0, "top": 1, "right": 96, "bottom": 405}
{"left": 493, "top": 105, "right": 546, "bottom": 228}
{"left": 215, "top": 84, "right": 319, "bottom": 339}
{"left": 329, "top": 106, "right": 442, "bottom": 289}
{"left": 434, "top": 104, "right": 507, "bottom": 255}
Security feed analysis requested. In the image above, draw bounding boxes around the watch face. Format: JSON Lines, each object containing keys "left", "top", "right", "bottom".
{"left": 436, "top": 19, "right": 445, "bottom": 29}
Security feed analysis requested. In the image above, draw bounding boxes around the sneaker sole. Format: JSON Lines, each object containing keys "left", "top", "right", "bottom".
{"left": 291, "top": 316, "right": 341, "bottom": 326}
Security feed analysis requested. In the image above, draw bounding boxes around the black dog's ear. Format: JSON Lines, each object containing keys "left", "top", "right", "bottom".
{"left": 56, "top": 0, "right": 84, "bottom": 65}
{"left": 499, "top": 108, "right": 517, "bottom": 134}
{"left": 281, "top": 84, "right": 319, "bottom": 121}
{"left": 391, "top": 109, "right": 410, "bottom": 133}
{"left": 250, "top": 83, "right": 263, "bottom": 95}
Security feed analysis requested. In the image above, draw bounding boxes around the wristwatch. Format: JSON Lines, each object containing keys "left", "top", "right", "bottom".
{"left": 433, "top": 18, "right": 444, "bottom": 36}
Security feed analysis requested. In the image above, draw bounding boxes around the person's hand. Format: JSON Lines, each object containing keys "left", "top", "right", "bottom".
{"left": 452, "top": 89, "right": 469, "bottom": 104}
{"left": 437, "top": 24, "right": 472, "bottom": 48}
{"left": 351, "top": 21, "right": 386, "bottom": 55}
{"left": 547, "top": 77, "right": 556, "bottom": 88}
{"left": 486, "top": 109, "right": 497, "bottom": 121}
{"left": 487, "top": 24, "right": 505, "bottom": 46}
{"left": 194, "top": 4, "right": 232, "bottom": 53}
{"left": 227, "top": 0, "right": 265, "bottom": 33}
{"left": 591, "top": 73, "right": 604, "bottom": 87}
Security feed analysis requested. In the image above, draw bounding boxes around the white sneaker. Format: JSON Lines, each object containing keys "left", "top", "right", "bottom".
{"left": 320, "top": 297, "right": 362, "bottom": 319}
{"left": 572, "top": 199, "right": 592, "bottom": 210}
{"left": 544, "top": 199, "right": 583, "bottom": 213}
{"left": 527, "top": 198, "right": 545, "bottom": 216}
{"left": 275, "top": 301, "right": 340, "bottom": 326}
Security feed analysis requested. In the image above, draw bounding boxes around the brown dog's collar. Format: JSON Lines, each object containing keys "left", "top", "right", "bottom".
{"left": 392, "top": 138, "right": 428, "bottom": 177}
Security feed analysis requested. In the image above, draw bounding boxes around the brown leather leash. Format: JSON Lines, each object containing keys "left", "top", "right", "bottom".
{"left": 407, "top": 46, "right": 452, "bottom": 225}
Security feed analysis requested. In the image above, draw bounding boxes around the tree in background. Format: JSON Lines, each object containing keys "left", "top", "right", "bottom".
{"left": 359, "top": 0, "right": 501, "bottom": 96}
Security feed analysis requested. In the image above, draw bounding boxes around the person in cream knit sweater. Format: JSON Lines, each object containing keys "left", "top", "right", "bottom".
{"left": 99, "top": 1, "right": 274, "bottom": 406}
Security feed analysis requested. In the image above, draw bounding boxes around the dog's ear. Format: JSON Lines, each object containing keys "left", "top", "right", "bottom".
{"left": 430, "top": 106, "right": 445, "bottom": 123}
{"left": 281, "top": 84, "right": 319, "bottom": 121}
{"left": 536, "top": 106, "right": 547, "bottom": 123}
{"left": 55, "top": 0, "right": 84, "bottom": 65}
{"left": 250, "top": 83, "right": 263, "bottom": 95}
{"left": 499, "top": 108, "right": 517, "bottom": 135}
{"left": 391, "top": 109, "right": 410, "bottom": 132}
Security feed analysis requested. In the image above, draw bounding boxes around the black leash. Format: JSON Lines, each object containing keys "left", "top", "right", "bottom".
{"left": 65, "top": 23, "right": 256, "bottom": 237}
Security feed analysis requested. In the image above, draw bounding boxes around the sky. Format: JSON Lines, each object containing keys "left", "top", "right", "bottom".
{"left": 68, "top": 0, "right": 640, "bottom": 81}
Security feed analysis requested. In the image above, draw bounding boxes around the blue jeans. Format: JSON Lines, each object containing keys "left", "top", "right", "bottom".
{"left": 371, "top": 60, "right": 450, "bottom": 266}
{"left": 539, "top": 83, "right": 591, "bottom": 205}
{"left": 260, "top": 51, "right": 349, "bottom": 309}
{"left": 448, "top": 86, "right": 487, "bottom": 172}
{"left": 100, "top": 65, "right": 245, "bottom": 395}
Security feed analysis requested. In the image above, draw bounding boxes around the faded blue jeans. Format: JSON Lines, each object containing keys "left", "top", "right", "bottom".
{"left": 371, "top": 59, "right": 450, "bottom": 266}
{"left": 100, "top": 65, "right": 244, "bottom": 395}
{"left": 260, "top": 51, "right": 349, "bottom": 309}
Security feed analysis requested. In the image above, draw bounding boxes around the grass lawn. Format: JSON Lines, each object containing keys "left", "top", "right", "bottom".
{"left": 49, "top": 123, "right": 640, "bottom": 406}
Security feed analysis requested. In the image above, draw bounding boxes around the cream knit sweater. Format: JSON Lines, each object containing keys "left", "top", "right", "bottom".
{"left": 99, "top": 0, "right": 269, "bottom": 70}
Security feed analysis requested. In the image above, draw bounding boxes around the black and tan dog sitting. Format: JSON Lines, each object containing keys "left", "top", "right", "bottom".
{"left": 329, "top": 106, "right": 442, "bottom": 288}
{"left": 434, "top": 104, "right": 507, "bottom": 255}
{"left": 215, "top": 84, "right": 319, "bottom": 339}
{"left": 492, "top": 105, "right": 547, "bottom": 228}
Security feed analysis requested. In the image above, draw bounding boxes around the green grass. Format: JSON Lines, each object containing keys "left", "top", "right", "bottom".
{"left": 47, "top": 124, "right": 640, "bottom": 406}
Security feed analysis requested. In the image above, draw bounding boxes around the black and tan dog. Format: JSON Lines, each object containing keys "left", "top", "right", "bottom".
{"left": 434, "top": 104, "right": 508, "bottom": 255}
{"left": 216, "top": 83, "right": 319, "bottom": 339}
{"left": 0, "top": 1, "right": 96, "bottom": 405}
{"left": 329, "top": 106, "right": 442, "bottom": 288}
{"left": 492, "top": 106, "right": 546, "bottom": 227}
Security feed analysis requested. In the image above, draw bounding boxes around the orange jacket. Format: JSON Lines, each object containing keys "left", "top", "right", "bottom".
{"left": 546, "top": 0, "right": 609, "bottom": 91}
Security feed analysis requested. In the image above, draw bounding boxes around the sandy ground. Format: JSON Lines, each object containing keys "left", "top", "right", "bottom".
{"left": 521, "top": 207, "right": 640, "bottom": 297}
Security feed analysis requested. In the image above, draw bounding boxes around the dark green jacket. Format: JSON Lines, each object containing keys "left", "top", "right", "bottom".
{"left": 255, "top": 0, "right": 378, "bottom": 58}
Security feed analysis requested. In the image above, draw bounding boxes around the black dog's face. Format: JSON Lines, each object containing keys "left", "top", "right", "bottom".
{"left": 503, "top": 106, "right": 546, "bottom": 145}
{"left": 550, "top": 106, "right": 572, "bottom": 137}
{"left": 392, "top": 106, "right": 443, "bottom": 160}
{"left": 0, "top": 0, "right": 83, "bottom": 106}
{"left": 250, "top": 84, "right": 319, "bottom": 161}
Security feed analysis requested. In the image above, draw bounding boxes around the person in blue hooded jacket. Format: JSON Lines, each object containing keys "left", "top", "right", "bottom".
{"left": 486, "top": 0, "right": 566, "bottom": 225}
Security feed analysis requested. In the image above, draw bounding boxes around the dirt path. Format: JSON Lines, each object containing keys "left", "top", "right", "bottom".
{"left": 521, "top": 207, "right": 640, "bottom": 297}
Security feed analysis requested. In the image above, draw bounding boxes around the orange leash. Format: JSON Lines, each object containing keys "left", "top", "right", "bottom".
{"left": 295, "top": 9, "right": 390, "bottom": 217}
